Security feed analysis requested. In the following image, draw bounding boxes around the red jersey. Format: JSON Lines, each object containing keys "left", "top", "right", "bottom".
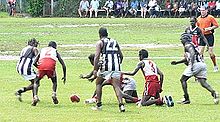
{"left": 38, "top": 47, "right": 57, "bottom": 71}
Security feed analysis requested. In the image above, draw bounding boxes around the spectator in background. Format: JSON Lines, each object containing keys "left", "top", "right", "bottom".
{"left": 78, "top": 0, "right": 90, "bottom": 17}
{"left": 208, "top": 0, "right": 216, "bottom": 15}
{"left": 103, "top": 0, "right": 114, "bottom": 18}
{"left": 7, "top": 0, "right": 16, "bottom": 16}
{"left": 114, "top": 0, "right": 123, "bottom": 17}
{"left": 163, "top": 0, "right": 172, "bottom": 18}
{"left": 128, "top": 0, "right": 139, "bottom": 17}
{"left": 140, "top": 0, "right": 148, "bottom": 18}
{"left": 148, "top": 0, "right": 157, "bottom": 18}
{"left": 216, "top": 0, "right": 220, "bottom": 17}
{"left": 89, "top": 0, "right": 99, "bottom": 18}
{"left": 172, "top": 0, "right": 179, "bottom": 17}
{"left": 178, "top": 0, "right": 187, "bottom": 17}
{"left": 122, "top": 0, "right": 129, "bottom": 17}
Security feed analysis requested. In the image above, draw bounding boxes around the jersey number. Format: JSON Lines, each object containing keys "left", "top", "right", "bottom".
{"left": 106, "top": 41, "right": 117, "bottom": 51}
{"left": 148, "top": 61, "right": 156, "bottom": 73}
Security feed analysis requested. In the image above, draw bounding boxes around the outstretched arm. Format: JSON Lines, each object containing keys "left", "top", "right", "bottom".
{"left": 171, "top": 58, "right": 187, "bottom": 65}
{"left": 57, "top": 52, "right": 66, "bottom": 84}
{"left": 122, "top": 61, "right": 143, "bottom": 76}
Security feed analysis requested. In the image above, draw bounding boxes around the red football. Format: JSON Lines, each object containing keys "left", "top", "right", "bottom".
{"left": 70, "top": 94, "right": 80, "bottom": 103}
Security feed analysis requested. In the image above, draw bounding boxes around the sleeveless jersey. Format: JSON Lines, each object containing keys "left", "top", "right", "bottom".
{"left": 185, "top": 44, "right": 203, "bottom": 65}
{"left": 100, "top": 38, "right": 121, "bottom": 71}
{"left": 141, "top": 59, "right": 159, "bottom": 83}
{"left": 185, "top": 26, "right": 201, "bottom": 47}
{"left": 16, "top": 45, "right": 36, "bottom": 75}
{"left": 38, "top": 47, "right": 57, "bottom": 70}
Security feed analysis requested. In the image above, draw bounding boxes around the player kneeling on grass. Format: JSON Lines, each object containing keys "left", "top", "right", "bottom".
{"left": 15, "top": 38, "right": 39, "bottom": 102}
{"left": 171, "top": 33, "right": 219, "bottom": 104}
{"left": 80, "top": 54, "right": 139, "bottom": 104}
{"left": 32, "top": 41, "right": 66, "bottom": 106}
{"left": 122, "top": 49, "right": 174, "bottom": 107}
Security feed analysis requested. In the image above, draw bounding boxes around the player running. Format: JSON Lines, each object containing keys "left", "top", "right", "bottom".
{"left": 32, "top": 41, "right": 66, "bottom": 106}
{"left": 15, "top": 38, "right": 39, "bottom": 102}
{"left": 171, "top": 33, "right": 219, "bottom": 104}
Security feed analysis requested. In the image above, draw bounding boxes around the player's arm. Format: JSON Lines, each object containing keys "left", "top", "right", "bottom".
{"left": 122, "top": 61, "right": 143, "bottom": 76}
{"left": 33, "top": 53, "right": 40, "bottom": 68}
{"left": 93, "top": 40, "right": 102, "bottom": 77}
{"left": 80, "top": 71, "right": 93, "bottom": 79}
{"left": 57, "top": 51, "right": 66, "bottom": 84}
{"left": 156, "top": 67, "right": 163, "bottom": 89}
{"left": 204, "top": 17, "right": 219, "bottom": 31}
{"left": 117, "top": 43, "right": 123, "bottom": 64}
{"left": 170, "top": 58, "right": 187, "bottom": 65}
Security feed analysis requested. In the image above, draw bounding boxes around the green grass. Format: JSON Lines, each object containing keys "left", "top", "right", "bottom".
{"left": 0, "top": 18, "right": 220, "bottom": 121}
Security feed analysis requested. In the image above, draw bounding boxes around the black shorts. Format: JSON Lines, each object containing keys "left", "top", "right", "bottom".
{"left": 124, "top": 90, "right": 138, "bottom": 103}
{"left": 199, "top": 34, "right": 214, "bottom": 47}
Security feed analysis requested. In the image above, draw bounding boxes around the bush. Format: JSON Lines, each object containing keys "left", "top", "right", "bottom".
{"left": 27, "top": 0, "right": 44, "bottom": 17}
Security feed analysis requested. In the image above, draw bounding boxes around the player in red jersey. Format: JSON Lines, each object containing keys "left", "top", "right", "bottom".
{"left": 122, "top": 49, "right": 173, "bottom": 107}
{"left": 31, "top": 41, "right": 66, "bottom": 106}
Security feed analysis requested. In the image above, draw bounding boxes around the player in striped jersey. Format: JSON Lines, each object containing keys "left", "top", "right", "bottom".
{"left": 92, "top": 27, "right": 126, "bottom": 112}
{"left": 122, "top": 49, "right": 167, "bottom": 107}
{"left": 15, "top": 38, "right": 39, "bottom": 102}
{"left": 31, "top": 41, "right": 66, "bottom": 106}
{"left": 171, "top": 33, "right": 219, "bottom": 104}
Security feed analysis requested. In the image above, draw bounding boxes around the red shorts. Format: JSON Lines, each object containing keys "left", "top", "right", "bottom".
{"left": 143, "top": 81, "right": 161, "bottom": 97}
{"left": 37, "top": 70, "right": 55, "bottom": 79}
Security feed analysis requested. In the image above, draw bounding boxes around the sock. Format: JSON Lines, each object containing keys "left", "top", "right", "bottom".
{"left": 17, "top": 87, "right": 26, "bottom": 94}
{"left": 210, "top": 55, "right": 217, "bottom": 66}
{"left": 97, "top": 102, "right": 102, "bottom": 107}
{"left": 119, "top": 103, "right": 124, "bottom": 107}
{"left": 184, "top": 94, "right": 189, "bottom": 100}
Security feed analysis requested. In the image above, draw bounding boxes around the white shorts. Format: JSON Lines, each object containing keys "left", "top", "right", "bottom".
{"left": 21, "top": 73, "right": 36, "bottom": 81}
{"left": 97, "top": 71, "right": 121, "bottom": 80}
{"left": 183, "top": 62, "right": 207, "bottom": 79}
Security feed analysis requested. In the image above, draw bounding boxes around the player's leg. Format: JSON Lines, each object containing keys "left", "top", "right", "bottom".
{"left": 15, "top": 79, "right": 34, "bottom": 102}
{"left": 198, "top": 78, "right": 219, "bottom": 104}
{"left": 92, "top": 77, "right": 104, "bottom": 110}
{"left": 111, "top": 78, "right": 125, "bottom": 112}
{"left": 123, "top": 90, "right": 139, "bottom": 103}
{"left": 177, "top": 75, "right": 191, "bottom": 104}
{"left": 32, "top": 77, "right": 41, "bottom": 106}
{"left": 51, "top": 75, "right": 59, "bottom": 104}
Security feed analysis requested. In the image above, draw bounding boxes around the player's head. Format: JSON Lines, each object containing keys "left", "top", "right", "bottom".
{"left": 48, "top": 41, "right": 57, "bottom": 49}
{"left": 199, "top": 6, "right": 208, "bottom": 16}
{"left": 139, "top": 49, "right": 148, "bottom": 60}
{"left": 28, "top": 38, "right": 39, "bottom": 47}
{"left": 190, "top": 16, "right": 197, "bottom": 27}
{"left": 99, "top": 27, "right": 108, "bottom": 38}
{"left": 180, "top": 33, "right": 191, "bottom": 45}
{"left": 88, "top": 53, "right": 95, "bottom": 66}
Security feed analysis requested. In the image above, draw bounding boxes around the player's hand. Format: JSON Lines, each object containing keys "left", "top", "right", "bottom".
{"left": 206, "top": 46, "right": 209, "bottom": 52}
{"left": 171, "top": 61, "right": 177, "bottom": 65}
{"left": 88, "top": 78, "right": 95, "bottom": 82}
{"left": 62, "top": 77, "right": 66, "bottom": 84}
{"left": 204, "top": 27, "right": 212, "bottom": 31}
{"left": 79, "top": 74, "right": 84, "bottom": 79}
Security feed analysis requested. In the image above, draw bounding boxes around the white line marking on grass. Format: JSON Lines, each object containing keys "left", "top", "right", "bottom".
{"left": 31, "top": 24, "right": 128, "bottom": 28}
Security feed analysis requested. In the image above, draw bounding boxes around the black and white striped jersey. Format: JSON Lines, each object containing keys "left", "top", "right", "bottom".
{"left": 100, "top": 38, "right": 122, "bottom": 71}
{"left": 16, "top": 45, "right": 36, "bottom": 75}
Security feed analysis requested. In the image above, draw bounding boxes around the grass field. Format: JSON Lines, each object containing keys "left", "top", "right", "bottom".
{"left": 0, "top": 17, "right": 220, "bottom": 122}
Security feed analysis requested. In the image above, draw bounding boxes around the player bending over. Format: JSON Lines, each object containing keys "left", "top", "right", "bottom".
{"left": 80, "top": 53, "right": 139, "bottom": 104}
{"left": 171, "top": 33, "right": 219, "bottom": 104}
{"left": 15, "top": 38, "right": 39, "bottom": 102}
{"left": 32, "top": 41, "right": 66, "bottom": 106}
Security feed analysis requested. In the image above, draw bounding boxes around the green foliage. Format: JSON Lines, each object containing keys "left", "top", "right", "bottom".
{"left": 54, "top": 0, "right": 80, "bottom": 17}
{"left": 27, "top": 0, "right": 44, "bottom": 17}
